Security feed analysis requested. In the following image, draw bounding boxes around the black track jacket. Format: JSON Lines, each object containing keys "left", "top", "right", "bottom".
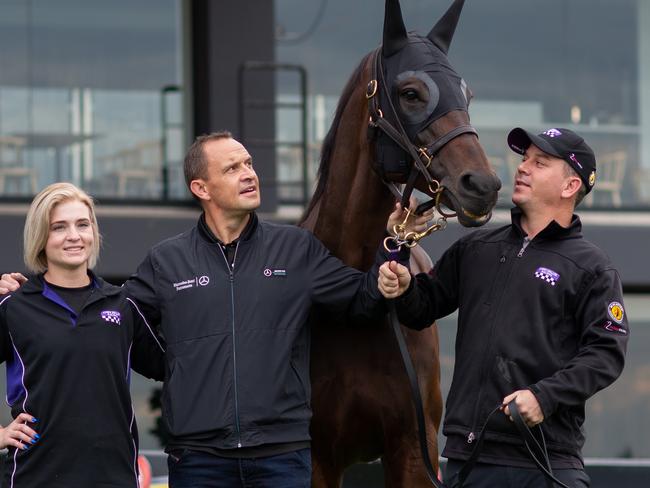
{"left": 395, "top": 208, "right": 628, "bottom": 467}
{"left": 0, "top": 273, "right": 165, "bottom": 487}
{"left": 126, "top": 213, "right": 390, "bottom": 452}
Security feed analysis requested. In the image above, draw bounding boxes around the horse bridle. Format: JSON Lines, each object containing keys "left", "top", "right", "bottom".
{"left": 366, "top": 47, "right": 478, "bottom": 225}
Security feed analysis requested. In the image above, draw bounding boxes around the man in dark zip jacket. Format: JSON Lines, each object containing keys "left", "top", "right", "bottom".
{"left": 123, "top": 131, "right": 418, "bottom": 487}
{"left": 379, "top": 127, "right": 628, "bottom": 487}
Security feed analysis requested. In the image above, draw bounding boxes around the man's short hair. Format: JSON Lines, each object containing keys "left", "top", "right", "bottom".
{"left": 183, "top": 131, "right": 233, "bottom": 191}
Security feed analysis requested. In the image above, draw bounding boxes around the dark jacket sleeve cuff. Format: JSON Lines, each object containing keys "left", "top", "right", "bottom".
{"left": 528, "top": 384, "right": 554, "bottom": 419}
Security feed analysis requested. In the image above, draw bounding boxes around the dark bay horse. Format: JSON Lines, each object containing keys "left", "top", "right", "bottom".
{"left": 299, "top": 1, "right": 501, "bottom": 486}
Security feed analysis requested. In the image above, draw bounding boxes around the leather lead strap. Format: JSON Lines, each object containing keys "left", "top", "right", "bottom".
{"left": 508, "top": 401, "right": 572, "bottom": 488}
{"left": 389, "top": 302, "right": 443, "bottom": 487}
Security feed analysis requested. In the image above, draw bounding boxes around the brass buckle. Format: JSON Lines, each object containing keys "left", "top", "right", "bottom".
{"left": 368, "top": 109, "right": 383, "bottom": 124}
{"left": 428, "top": 180, "right": 441, "bottom": 195}
{"left": 366, "top": 80, "right": 378, "bottom": 99}
{"left": 419, "top": 147, "right": 433, "bottom": 168}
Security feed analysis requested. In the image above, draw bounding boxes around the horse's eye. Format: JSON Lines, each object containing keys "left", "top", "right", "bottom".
{"left": 402, "top": 89, "right": 419, "bottom": 101}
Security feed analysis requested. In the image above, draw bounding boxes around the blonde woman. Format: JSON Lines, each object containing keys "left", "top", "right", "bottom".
{"left": 0, "top": 183, "right": 164, "bottom": 487}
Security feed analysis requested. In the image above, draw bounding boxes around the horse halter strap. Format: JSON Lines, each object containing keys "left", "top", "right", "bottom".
{"left": 366, "top": 47, "right": 478, "bottom": 213}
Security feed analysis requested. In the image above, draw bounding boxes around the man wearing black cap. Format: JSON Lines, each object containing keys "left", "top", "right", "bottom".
{"left": 378, "top": 127, "right": 628, "bottom": 487}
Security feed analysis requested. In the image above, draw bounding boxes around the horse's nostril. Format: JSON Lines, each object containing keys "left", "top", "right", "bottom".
{"left": 460, "top": 171, "right": 502, "bottom": 195}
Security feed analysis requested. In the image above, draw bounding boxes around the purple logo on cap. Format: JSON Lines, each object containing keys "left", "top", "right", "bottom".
{"left": 569, "top": 153, "right": 583, "bottom": 169}
{"left": 543, "top": 128, "right": 562, "bottom": 138}
{"left": 101, "top": 310, "right": 121, "bottom": 325}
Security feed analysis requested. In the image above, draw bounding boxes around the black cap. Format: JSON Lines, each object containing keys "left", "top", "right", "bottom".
{"left": 507, "top": 127, "right": 596, "bottom": 193}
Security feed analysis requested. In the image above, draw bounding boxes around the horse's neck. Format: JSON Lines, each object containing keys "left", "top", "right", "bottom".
{"left": 304, "top": 109, "right": 394, "bottom": 270}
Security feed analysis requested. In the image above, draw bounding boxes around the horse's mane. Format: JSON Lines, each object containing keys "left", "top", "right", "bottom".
{"left": 299, "top": 52, "right": 373, "bottom": 224}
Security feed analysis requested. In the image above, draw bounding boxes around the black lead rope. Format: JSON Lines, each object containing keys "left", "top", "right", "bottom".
{"left": 508, "top": 401, "right": 572, "bottom": 488}
{"left": 389, "top": 301, "right": 499, "bottom": 487}
{"left": 388, "top": 301, "right": 442, "bottom": 487}
{"left": 389, "top": 302, "right": 573, "bottom": 488}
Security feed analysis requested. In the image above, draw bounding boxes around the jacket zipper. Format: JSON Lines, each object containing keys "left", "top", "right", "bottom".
{"left": 517, "top": 236, "right": 530, "bottom": 258}
{"left": 218, "top": 242, "right": 242, "bottom": 448}
{"left": 466, "top": 246, "right": 520, "bottom": 443}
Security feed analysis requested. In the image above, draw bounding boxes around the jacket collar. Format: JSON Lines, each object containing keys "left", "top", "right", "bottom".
{"left": 197, "top": 212, "right": 258, "bottom": 245}
{"left": 510, "top": 207, "right": 582, "bottom": 241}
{"left": 22, "top": 270, "right": 121, "bottom": 297}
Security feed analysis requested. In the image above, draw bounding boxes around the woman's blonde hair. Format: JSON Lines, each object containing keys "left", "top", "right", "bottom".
{"left": 23, "top": 183, "right": 101, "bottom": 273}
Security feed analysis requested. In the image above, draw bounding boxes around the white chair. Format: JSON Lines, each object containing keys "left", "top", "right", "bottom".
{"left": 584, "top": 151, "right": 626, "bottom": 207}
{"left": 0, "top": 136, "right": 38, "bottom": 195}
{"left": 99, "top": 140, "right": 163, "bottom": 197}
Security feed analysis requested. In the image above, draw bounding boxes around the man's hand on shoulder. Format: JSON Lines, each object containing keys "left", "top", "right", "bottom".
{"left": 502, "top": 389, "right": 544, "bottom": 427}
{"left": 0, "top": 273, "right": 28, "bottom": 295}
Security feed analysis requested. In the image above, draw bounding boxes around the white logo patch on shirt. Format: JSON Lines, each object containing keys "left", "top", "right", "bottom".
{"left": 534, "top": 267, "right": 560, "bottom": 286}
{"left": 101, "top": 310, "right": 121, "bottom": 325}
{"left": 263, "top": 268, "right": 287, "bottom": 278}
{"left": 173, "top": 276, "right": 211, "bottom": 292}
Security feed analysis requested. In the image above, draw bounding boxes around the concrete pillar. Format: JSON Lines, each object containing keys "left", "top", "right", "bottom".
{"left": 638, "top": 0, "right": 650, "bottom": 201}
{"left": 639, "top": 1, "right": 650, "bottom": 169}
{"left": 191, "top": 0, "right": 277, "bottom": 212}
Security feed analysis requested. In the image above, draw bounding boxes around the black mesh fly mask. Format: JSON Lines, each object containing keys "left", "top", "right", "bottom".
{"left": 367, "top": 34, "right": 477, "bottom": 213}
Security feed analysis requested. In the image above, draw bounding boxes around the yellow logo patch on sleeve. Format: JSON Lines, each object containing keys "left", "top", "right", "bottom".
{"left": 608, "top": 301, "right": 624, "bottom": 324}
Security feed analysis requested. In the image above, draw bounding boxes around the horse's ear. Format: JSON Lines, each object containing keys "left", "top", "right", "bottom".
{"left": 427, "top": 0, "right": 466, "bottom": 54}
{"left": 382, "top": 0, "right": 408, "bottom": 57}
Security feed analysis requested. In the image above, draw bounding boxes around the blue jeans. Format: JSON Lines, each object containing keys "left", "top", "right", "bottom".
{"left": 167, "top": 448, "right": 311, "bottom": 488}
{"left": 444, "top": 459, "right": 591, "bottom": 487}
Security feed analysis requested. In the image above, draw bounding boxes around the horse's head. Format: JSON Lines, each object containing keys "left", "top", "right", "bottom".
{"left": 370, "top": 0, "right": 500, "bottom": 227}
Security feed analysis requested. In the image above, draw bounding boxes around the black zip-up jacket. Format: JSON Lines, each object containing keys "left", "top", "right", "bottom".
{"left": 395, "top": 208, "right": 628, "bottom": 467}
{"left": 126, "top": 213, "right": 389, "bottom": 452}
{"left": 0, "top": 273, "right": 165, "bottom": 488}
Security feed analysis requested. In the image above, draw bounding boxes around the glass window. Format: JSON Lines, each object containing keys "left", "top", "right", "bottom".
{"left": 275, "top": 0, "right": 650, "bottom": 209}
{"left": 0, "top": 0, "right": 187, "bottom": 199}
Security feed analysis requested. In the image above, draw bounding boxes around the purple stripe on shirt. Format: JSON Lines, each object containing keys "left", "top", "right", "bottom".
{"left": 6, "top": 336, "right": 27, "bottom": 408}
{"left": 126, "top": 298, "right": 165, "bottom": 352}
{"left": 130, "top": 405, "right": 139, "bottom": 487}
{"left": 126, "top": 342, "right": 132, "bottom": 384}
{"left": 42, "top": 282, "right": 77, "bottom": 326}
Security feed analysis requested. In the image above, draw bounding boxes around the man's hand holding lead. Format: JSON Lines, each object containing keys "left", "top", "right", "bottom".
{"left": 502, "top": 390, "right": 544, "bottom": 427}
{"left": 386, "top": 200, "right": 434, "bottom": 235}
{"left": 378, "top": 261, "right": 411, "bottom": 299}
